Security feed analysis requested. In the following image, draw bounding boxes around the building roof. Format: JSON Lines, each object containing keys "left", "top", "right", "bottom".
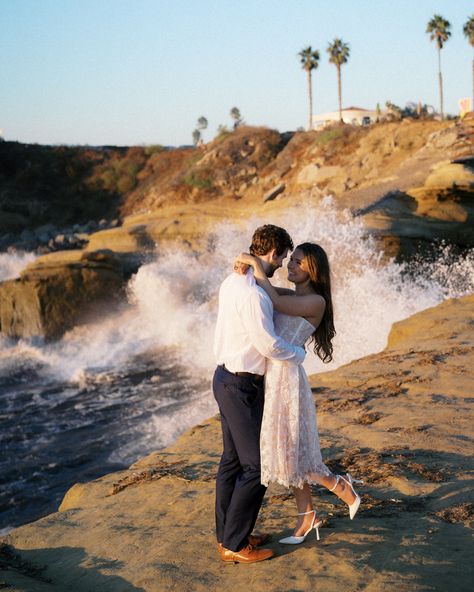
{"left": 343, "top": 106, "right": 372, "bottom": 112}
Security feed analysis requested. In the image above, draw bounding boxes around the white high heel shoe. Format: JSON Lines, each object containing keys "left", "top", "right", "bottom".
{"left": 330, "top": 473, "right": 362, "bottom": 520}
{"left": 279, "top": 510, "right": 322, "bottom": 544}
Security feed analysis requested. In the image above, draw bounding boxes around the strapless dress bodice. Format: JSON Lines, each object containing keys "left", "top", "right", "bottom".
{"left": 273, "top": 313, "right": 314, "bottom": 347}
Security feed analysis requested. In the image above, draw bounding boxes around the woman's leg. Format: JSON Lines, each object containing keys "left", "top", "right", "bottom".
{"left": 310, "top": 472, "right": 357, "bottom": 505}
{"left": 292, "top": 483, "right": 318, "bottom": 536}
{"left": 289, "top": 472, "right": 358, "bottom": 536}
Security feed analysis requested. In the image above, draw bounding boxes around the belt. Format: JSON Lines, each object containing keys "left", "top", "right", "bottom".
{"left": 220, "top": 365, "right": 264, "bottom": 382}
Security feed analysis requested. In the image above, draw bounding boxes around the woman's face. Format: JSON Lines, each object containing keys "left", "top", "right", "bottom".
{"left": 287, "top": 248, "right": 310, "bottom": 284}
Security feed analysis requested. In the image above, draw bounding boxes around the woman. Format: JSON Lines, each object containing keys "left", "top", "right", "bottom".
{"left": 236, "top": 243, "right": 361, "bottom": 544}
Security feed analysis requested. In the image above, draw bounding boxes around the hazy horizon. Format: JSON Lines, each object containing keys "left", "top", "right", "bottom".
{"left": 2, "top": 0, "right": 473, "bottom": 146}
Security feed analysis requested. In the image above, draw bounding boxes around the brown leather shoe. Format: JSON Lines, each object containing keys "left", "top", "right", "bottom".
{"left": 217, "top": 533, "right": 270, "bottom": 552}
{"left": 220, "top": 543, "right": 273, "bottom": 564}
{"left": 248, "top": 532, "right": 270, "bottom": 547}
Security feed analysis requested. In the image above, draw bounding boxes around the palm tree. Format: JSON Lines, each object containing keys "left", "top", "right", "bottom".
{"left": 426, "top": 15, "right": 451, "bottom": 119}
{"left": 463, "top": 15, "right": 474, "bottom": 111}
{"left": 192, "top": 129, "right": 201, "bottom": 146}
{"left": 197, "top": 116, "right": 208, "bottom": 130}
{"left": 327, "top": 38, "right": 350, "bottom": 123}
{"left": 196, "top": 115, "right": 208, "bottom": 144}
{"left": 230, "top": 106, "right": 243, "bottom": 129}
{"left": 298, "top": 46, "right": 320, "bottom": 130}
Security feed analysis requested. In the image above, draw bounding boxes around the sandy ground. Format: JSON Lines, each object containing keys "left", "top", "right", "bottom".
{"left": 1, "top": 295, "right": 473, "bottom": 592}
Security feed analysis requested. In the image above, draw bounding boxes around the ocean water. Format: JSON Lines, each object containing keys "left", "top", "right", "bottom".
{"left": 1, "top": 199, "right": 473, "bottom": 533}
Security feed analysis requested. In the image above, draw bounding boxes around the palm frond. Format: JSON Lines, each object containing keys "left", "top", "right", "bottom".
{"left": 298, "top": 46, "right": 320, "bottom": 71}
{"left": 463, "top": 15, "right": 474, "bottom": 46}
{"left": 426, "top": 14, "right": 452, "bottom": 49}
{"left": 326, "top": 38, "right": 350, "bottom": 66}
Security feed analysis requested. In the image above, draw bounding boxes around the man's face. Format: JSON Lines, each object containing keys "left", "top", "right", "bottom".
{"left": 267, "top": 248, "right": 289, "bottom": 277}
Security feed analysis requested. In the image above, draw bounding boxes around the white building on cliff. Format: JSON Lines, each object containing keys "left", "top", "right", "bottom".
{"left": 312, "top": 106, "right": 377, "bottom": 129}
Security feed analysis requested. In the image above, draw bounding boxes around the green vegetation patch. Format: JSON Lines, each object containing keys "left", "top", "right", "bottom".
{"left": 144, "top": 144, "right": 165, "bottom": 156}
{"left": 182, "top": 171, "right": 213, "bottom": 190}
{"left": 314, "top": 127, "right": 345, "bottom": 146}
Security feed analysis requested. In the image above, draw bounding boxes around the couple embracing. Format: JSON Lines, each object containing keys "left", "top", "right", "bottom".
{"left": 213, "top": 224, "right": 361, "bottom": 564}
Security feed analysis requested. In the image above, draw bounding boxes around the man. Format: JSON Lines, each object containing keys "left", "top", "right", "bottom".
{"left": 213, "top": 224, "right": 306, "bottom": 564}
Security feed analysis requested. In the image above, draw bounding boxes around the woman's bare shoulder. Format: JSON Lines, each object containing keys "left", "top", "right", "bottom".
{"left": 310, "top": 293, "right": 326, "bottom": 306}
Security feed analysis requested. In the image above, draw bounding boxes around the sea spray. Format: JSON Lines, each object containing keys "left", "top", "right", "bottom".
{"left": 0, "top": 250, "right": 36, "bottom": 282}
{"left": 128, "top": 199, "right": 474, "bottom": 375}
{"left": 2, "top": 199, "right": 473, "bottom": 395}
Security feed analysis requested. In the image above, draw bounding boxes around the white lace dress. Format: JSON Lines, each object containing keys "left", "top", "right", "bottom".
{"left": 260, "top": 313, "right": 331, "bottom": 489}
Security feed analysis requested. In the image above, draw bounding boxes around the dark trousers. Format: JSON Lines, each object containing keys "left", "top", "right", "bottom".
{"left": 213, "top": 365, "right": 267, "bottom": 552}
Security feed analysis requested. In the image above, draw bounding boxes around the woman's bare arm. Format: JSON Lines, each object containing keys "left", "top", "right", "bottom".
{"left": 275, "top": 286, "right": 295, "bottom": 296}
{"left": 236, "top": 253, "right": 325, "bottom": 319}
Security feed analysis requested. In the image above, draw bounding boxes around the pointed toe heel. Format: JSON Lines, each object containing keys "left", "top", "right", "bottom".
{"left": 330, "top": 473, "right": 363, "bottom": 520}
{"left": 349, "top": 492, "right": 361, "bottom": 520}
{"left": 279, "top": 510, "right": 322, "bottom": 545}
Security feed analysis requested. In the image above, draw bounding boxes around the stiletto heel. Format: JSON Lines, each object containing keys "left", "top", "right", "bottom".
{"left": 330, "top": 473, "right": 362, "bottom": 520}
{"left": 279, "top": 510, "right": 322, "bottom": 545}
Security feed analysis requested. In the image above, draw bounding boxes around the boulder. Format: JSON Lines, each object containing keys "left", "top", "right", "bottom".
{"left": 296, "top": 164, "right": 344, "bottom": 187}
{"left": 86, "top": 225, "right": 154, "bottom": 253}
{"left": 424, "top": 162, "right": 474, "bottom": 189}
{"left": 409, "top": 186, "right": 472, "bottom": 223}
{"left": 0, "top": 249, "right": 127, "bottom": 340}
{"left": 263, "top": 183, "right": 285, "bottom": 202}
{"left": 87, "top": 208, "right": 230, "bottom": 254}
{"left": 426, "top": 130, "right": 460, "bottom": 150}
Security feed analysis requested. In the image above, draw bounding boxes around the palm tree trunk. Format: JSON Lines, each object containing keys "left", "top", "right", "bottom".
{"left": 307, "top": 70, "right": 313, "bottom": 130}
{"left": 472, "top": 50, "right": 474, "bottom": 113}
{"left": 337, "top": 65, "right": 342, "bottom": 123}
{"left": 438, "top": 46, "right": 444, "bottom": 119}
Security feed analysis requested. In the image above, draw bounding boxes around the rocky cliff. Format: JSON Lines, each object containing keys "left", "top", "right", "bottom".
{"left": 1, "top": 118, "right": 473, "bottom": 340}
{"left": 2, "top": 119, "right": 473, "bottom": 253}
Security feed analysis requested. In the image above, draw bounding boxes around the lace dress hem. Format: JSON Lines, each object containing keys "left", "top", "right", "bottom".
{"left": 261, "top": 464, "right": 332, "bottom": 489}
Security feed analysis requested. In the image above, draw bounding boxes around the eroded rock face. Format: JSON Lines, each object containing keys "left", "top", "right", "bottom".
{"left": 0, "top": 250, "right": 127, "bottom": 340}
{"left": 387, "top": 294, "right": 474, "bottom": 349}
{"left": 356, "top": 159, "right": 474, "bottom": 258}
{"left": 424, "top": 161, "right": 474, "bottom": 189}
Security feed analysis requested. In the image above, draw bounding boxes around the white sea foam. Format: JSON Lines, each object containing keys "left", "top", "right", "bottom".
{"left": 0, "top": 250, "right": 36, "bottom": 281}
{"left": 108, "top": 198, "right": 474, "bottom": 377}
{"left": 2, "top": 200, "right": 473, "bottom": 382}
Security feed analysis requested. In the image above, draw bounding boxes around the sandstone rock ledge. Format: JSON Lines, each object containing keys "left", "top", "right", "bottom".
{"left": 1, "top": 296, "right": 473, "bottom": 592}
{"left": 0, "top": 250, "right": 134, "bottom": 340}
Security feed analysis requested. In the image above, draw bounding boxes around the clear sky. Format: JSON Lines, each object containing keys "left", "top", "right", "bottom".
{"left": 1, "top": 0, "right": 472, "bottom": 146}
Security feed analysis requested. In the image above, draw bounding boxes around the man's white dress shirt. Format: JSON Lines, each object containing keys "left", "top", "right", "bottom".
{"left": 214, "top": 270, "right": 305, "bottom": 375}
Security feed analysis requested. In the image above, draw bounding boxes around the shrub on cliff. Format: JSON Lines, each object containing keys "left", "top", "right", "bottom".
{"left": 0, "top": 143, "right": 157, "bottom": 236}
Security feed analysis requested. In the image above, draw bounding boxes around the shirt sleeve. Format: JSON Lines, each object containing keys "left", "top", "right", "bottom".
{"left": 240, "top": 288, "right": 305, "bottom": 364}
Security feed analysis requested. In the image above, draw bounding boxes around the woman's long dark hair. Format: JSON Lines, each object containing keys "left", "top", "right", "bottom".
{"left": 297, "top": 242, "right": 336, "bottom": 363}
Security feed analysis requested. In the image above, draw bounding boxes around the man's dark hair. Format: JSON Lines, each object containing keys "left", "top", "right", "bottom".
{"left": 249, "top": 224, "right": 293, "bottom": 256}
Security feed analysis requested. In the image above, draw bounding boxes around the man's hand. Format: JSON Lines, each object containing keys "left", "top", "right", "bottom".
{"left": 233, "top": 252, "right": 258, "bottom": 275}
{"left": 233, "top": 261, "right": 250, "bottom": 275}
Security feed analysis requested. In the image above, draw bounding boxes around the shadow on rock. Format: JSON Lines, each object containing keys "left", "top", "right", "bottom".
{"left": 0, "top": 543, "right": 146, "bottom": 591}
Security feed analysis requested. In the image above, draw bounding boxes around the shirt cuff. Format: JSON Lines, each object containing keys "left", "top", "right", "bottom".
{"left": 295, "top": 346, "right": 305, "bottom": 364}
